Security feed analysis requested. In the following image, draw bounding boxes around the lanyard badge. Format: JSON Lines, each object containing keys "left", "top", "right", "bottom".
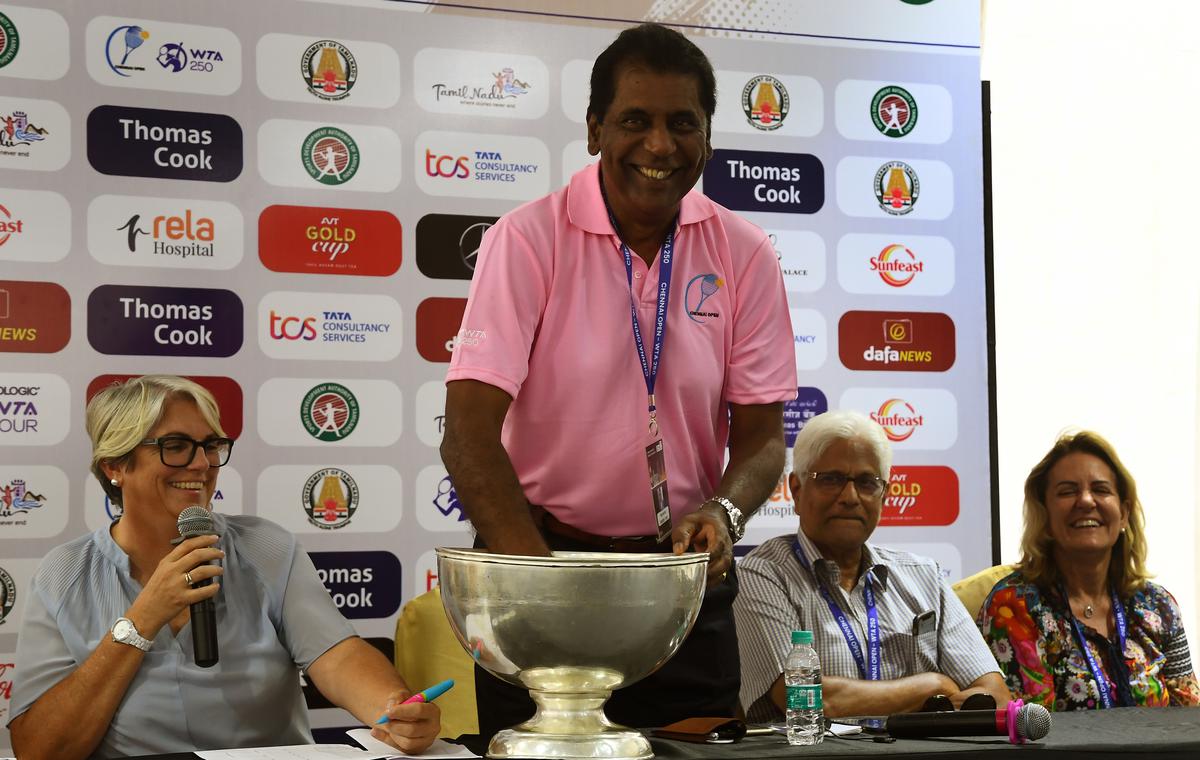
{"left": 793, "top": 538, "right": 883, "bottom": 681}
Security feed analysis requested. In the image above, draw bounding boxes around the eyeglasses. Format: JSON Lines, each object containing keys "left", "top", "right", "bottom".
{"left": 140, "top": 436, "right": 234, "bottom": 467}
{"left": 805, "top": 471, "right": 887, "bottom": 498}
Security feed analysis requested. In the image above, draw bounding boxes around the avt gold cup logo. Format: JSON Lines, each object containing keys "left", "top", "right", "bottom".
{"left": 880, "top": 466, "right": 959, "bottom": 526}
{"left": 258, "top": 205, "right": 401, "bottom": 276}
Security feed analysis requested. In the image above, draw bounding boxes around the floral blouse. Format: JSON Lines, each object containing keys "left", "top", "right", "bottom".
{"left": 977, "top": 571, "right": 1200, "bottom": 710}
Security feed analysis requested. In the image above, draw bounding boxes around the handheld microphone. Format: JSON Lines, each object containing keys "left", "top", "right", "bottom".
{"left": 885, "top": 700, "right": 1051, "bottom": 743}
{"left": 177, "top": 506, "right": 219, "bottom": 668}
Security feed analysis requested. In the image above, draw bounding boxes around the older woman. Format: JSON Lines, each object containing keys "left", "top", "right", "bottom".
{"left": 978, "top": 431, "right": 1200, "bottom": 710}
{"left": 8, "top": 375, "right": 439, "bottom": 759}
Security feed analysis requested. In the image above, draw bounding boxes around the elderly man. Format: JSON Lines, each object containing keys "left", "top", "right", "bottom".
{"left": 733, "top": 410, "right": 1007, "bottom": 721}
{"left": 441, "top": 23, "right": 795, "bottom": 737}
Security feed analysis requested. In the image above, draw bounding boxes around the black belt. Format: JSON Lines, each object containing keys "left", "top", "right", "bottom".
{"left": 528, "top": 504, "right": 669, "bottom": 553}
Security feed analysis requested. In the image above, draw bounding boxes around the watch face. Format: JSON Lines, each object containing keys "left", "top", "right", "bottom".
{"left": 113, "top": 619, "right": 133, "bottom": 638}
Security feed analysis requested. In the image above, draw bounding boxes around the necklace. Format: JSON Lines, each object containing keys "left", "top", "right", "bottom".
{"left": 1083, "top": 604, "right": 1094, "bottom": 619}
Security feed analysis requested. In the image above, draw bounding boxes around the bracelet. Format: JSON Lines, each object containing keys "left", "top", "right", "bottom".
{"left": 703, "top": 496, "right": 745, "bottom": 542}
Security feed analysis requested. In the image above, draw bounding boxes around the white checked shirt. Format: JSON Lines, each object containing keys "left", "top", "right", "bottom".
{"left": 733, "top": 531, "right": 1000, "bottom": 722}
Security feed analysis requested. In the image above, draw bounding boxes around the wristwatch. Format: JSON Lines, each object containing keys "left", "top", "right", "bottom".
{"left": 705, "top": 496, "right": 746, "bottom": 543}
{"left": 111, "top": 617, "right": 152, "bottom": 652}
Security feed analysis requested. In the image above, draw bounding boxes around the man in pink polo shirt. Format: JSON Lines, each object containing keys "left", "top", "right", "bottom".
{"left": 442, "top": 23, "right": 796, "bottom": 736}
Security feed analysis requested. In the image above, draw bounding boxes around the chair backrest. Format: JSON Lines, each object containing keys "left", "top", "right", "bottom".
{"left": 393, "top": 588, "right": 478, "bottom": 739}
{"left": 951, "top": 564, "right": 1016, "bottom": 620}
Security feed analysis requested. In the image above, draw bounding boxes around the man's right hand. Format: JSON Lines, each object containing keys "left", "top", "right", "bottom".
{"left": 126, "top": 535, "right": 224, "bottom": 638}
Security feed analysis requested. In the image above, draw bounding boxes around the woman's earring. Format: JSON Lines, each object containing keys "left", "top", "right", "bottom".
{"left": 110, "top": 478, "right": 120, "bottom": 487}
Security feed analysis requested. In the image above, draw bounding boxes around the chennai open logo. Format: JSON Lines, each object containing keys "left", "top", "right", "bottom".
{"left": 874, "top": 161, "right": 919, "bottom": 215}
{"left": 301, "top": 382, "right": 359, "bottom": 442}
{"left": 741, "top": 75, "right": 788, "bottom": 131}
{"left": 684, "top": 273, "right": 724, "bottom": 323}
{"left": 871, "top": 398, "right": 924, "bottom": 442}
{"left": 303, "top": 467, "right": 359, "bottom": 529}
{"left": 301, "top": 126, "right": 360, "bottom": 186}
{"left": 871, "top": 85, "right": 918, "bottom": 138}
{"left": 302, "top": 40, "right": 357, "bottom": 101}
{"left": 871, "top": 244, "right": 922, "bottom": 287}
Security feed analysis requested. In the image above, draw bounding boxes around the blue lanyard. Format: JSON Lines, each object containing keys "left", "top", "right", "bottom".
{"left": 1061, "top": 583, "right": 1131, "bottom": 708}
{"left": 793, "top": 538, "right": 882, "bottom": 681}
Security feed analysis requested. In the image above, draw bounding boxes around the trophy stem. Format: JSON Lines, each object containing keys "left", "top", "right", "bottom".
{"left": 486, "top": 689, "right": 653, "bottom": 760}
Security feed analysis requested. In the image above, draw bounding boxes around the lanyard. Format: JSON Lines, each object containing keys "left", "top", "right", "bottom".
{"left": 792, "top": 538, "right": 882, "bottom": 681}
{"left": 1061, "top": 583, "right": 1132, "bottom": 708}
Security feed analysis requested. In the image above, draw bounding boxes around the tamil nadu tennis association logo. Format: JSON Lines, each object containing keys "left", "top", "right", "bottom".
{"left": 684, "top": 273, "right": 723, "bottom": 323}
{"left": 301, "top": 382, "right": 360, "bottom": 442}
{"left": 0, "top": 565, "right": 15, "bottom": 624}
{"left": 0, "top": 12, "right": 19, "bottom": 69}
{"left": 874, "top": 161, "right": 919, "bottom": 215}
{"left": 302, "top": 126, "right": 360, "bottom": 185}
{"left": 742, "top": 75, "right": 788, "bottom": 131}
{"left": 871, "top": 86, "right": 918, "bottom": 138}
{"left": 303, "top": 467, "right": 359, "bottom": 529}
{"left": 871, "top": 398, "right": 924, "bottom": 443}
{"left": 302, "top": 40, "right": 357, "bottom": 101}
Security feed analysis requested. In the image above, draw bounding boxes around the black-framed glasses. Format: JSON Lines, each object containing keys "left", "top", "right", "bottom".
{"left": 805, "top": 471, "right": 887, "bottom": 498}
{"left": 140, "top": 436, "right": 234, "bottom": 467}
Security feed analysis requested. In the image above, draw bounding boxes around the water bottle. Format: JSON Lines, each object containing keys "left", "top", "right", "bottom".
{"left": 785, "top": 630, "right": 824, "bottom": 745}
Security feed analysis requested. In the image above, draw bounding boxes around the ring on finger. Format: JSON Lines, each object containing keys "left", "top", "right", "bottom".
{"left": 184, "top": 570, "right": 194, "bottom": 586}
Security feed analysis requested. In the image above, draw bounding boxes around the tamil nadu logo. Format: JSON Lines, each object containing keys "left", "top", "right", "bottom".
{"left": 0, "top": 11, "right": 19, "bottom": 69}
{"left": 303, "top": 467, "right": 359, "bottom": 529}
{"left": 302, "top": 40, "right": 357, "bottom": 101}
{"left": 871, "top": 85, "right": 918, "bottom": 138}
{"left": 685, "top": 273, "right": 724, "bottom": 323}
{"left": 301, "top": 382, "right": 360, "bottom": 441}
{"left": 302, "top": 126, "right": 360, "bottom": 185}
{"left": 874, "top": 161, "right": 919, "bottom": 215}
{"left": 742, "top": 75, "right": 788, "bottom": 131}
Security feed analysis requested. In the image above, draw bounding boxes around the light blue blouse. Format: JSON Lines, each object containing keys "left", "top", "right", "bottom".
{"left": 9, "top": 513, "right": 355, "bottom": 758}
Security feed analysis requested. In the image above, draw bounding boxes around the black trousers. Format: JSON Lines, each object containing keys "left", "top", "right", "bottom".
{"left": 471, "top": 531, "right": 741, "bottom": 740}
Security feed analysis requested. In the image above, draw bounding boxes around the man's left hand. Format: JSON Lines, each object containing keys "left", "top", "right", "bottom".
{"left": 671, "top": 505, "right": 732, "bottom": 583}
{"left": 370, "top": 689, "right": 441, "bottom": 755}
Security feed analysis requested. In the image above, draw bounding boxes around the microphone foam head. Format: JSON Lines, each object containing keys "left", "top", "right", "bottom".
{"left": 1016, "top": 703, "right": 1051, "bottom": 741}
{"left": 177, "top": 505, "right": 214, "bottom": 539}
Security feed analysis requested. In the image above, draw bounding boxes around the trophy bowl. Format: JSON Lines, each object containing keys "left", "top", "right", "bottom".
{"left": 436, "top": 547, "right": 709, "bottom": 760}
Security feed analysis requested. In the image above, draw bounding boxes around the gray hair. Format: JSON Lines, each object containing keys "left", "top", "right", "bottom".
{"left": 792, "top": 409, "right": 892, "bottom": 479}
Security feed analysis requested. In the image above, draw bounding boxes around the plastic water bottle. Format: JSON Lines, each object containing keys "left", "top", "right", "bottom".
{"left": 785, "top": 630, "right": 824, "bottom": 745}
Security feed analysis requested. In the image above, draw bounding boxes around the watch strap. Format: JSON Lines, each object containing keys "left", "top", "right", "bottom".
{"left": 112, "top": 616, "right": 152, "bottom": 652}
{"left": 704, "top": 496, "right": 745, "bottom": 542}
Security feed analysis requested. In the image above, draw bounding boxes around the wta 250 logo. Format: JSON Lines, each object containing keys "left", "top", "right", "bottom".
{"left": 684, "top": 273, "right": 723, "bottom": 323}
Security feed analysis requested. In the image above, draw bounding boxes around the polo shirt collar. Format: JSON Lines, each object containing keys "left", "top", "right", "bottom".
{"left": 566, "top": 161, "right": 717, "bottom": 237}
{"left": 795, "top": 528, "right": 890, "bottom": 592}
{"left": 95, "top": 510, "right": 229, "bottom": 575}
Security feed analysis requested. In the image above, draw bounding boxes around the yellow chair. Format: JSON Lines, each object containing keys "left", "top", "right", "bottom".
{"left": 394, "top": 588, "right": 478, "bottom": 739}
{"left": 951, "top": 564, "right": 1016, "bottom": 620}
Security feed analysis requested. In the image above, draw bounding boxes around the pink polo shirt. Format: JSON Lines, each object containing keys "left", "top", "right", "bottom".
{"left": 446, "top": 163, "right": 796, "bottom": 536}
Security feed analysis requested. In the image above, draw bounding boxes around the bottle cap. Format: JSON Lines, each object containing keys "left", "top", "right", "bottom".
{"left": 792, "top": 630, "right": 813, "bottom": 645}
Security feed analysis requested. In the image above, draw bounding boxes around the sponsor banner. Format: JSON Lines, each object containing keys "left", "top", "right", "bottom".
{"left": 309, "top": 550, "right": 402, "bottom": 620}
{"left": 0, "top": 653, "right": 14, "bottom": 750}
{"left": 413, "top": 548, "right": 438, "bottom": 598}
{"left": 0, "top": 280, "right": 69, "bottom": 353}
{"left": 416, "top": 130, "right": 549, "bottom": 201}
{"left": 415, "top": 381, "right": 447, "bottom": 448}
{"left": 258, "top": 205, "right": 402, "bottom": 277}
{"left": 257, "top": 465, "right": 402, "bottom": 534}
{"left": 87, "top": 284, "right": 243, "bottom": 357}
{"left": 839, "top": 387, "right": 958, "bottom": 451}
{"left": 783, "top": 387, "right": 829, "bottom": 447}
{"left": 835, "top": 79, "right": 953, "bottom": 144}
{"left": 415, "top": 466, "right": 472, "bottom": 534}
{"left": 87, "top": 105, "right": 243, "bottom": 182}
{"left": 0, "top": 559, "right": 43, "bottom": 630}
{"left": 257, "top": 378, "right": 403, "bottom": 447}
{"left": 835, "top": 156, "right": 953, "bottom": 220}
{"left": 0, "top": 188, "right": 71, "bottom": 263}
{"left": 561, "top": 141, "right": 593, "bottom": 186}
{"left": 87, "top": 194, "right": 245, "bottom": 270}
{"left": 0, "top": 373, "right": 69, "bottom": 446}
{"left": 703, "top": 148, "right": 824, "bottom": 214}
{"left": 0, "top": 6, "right": 70, "bottom": 80}
{"left": 790, "top": 308, "right": 827, "bottom": 371}
{"left": 769, "top": 229, "right": 825, "bottom": 294}
{"left": 258, "top": 118, "right": 401, "bottom": 192}
{"left": 416, "top": 298, "right": 467, "bottom": 363}
{"left": 415, "top": 213, "right": 497, "bottom": 281}
{"left": 0, "top": 96, "right": 70, "bottom": 172}
{"left": 86, "top": 16, "right": 240, "bottom": 95}
{"left": 837, "top": 310, "right": 956, "bottom": 372}
{"left": 880, "top": 465, "right": 959, "bottom": 526}
{"left": 255, "top": 33, "right": 401, "bottom": 108}
{"left": 86, "top": 374, "right": 244, "bottom": 439}
{"left": 836, "top": 233, "right": 954, "bottom": 297}
{"left": 887, "top": 542, "right": 962, "bottom": 582}
{"left": 84, "top": 469, "right": 245, "bottom": 533}
{"left": 414, "top": 47, "right": 548, "bottom": 119}
{"left": 0, "top": 465, "right": 68, "bottom": 538}
{"left": 559, "top": 60, "right": 590, "bottom": 123}
{"left": 258, "top": 291, "right": 402, "bottom": 362}
{"left": 712, "top": 70, "right": 823, "bottom": 137}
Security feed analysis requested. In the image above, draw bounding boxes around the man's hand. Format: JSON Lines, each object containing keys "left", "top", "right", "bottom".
{"left": 370, "top": 689, "right": 441, "bottom": 755}
{"left": 672, "top": 504, "right": 732, "bottom": 583}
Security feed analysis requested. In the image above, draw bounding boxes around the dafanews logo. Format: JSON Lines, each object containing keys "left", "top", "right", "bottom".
{"left": 301, "top": 383, "right": 360, "bottom": 442}
{"left": 742, "top": 75, "right": 788, "bottom": 131}
{"left": 302, "top": 40, "right": 357, "bottom": 101}
{"left": 880, "top": 465, "right": 959, "bottom": 526}
{"left": 0, "top": 280, "right": 70, "bottom": 353}
{"left": 87, "top": 105, "right": 242, "bottom": 182}
{"left": 258, "top": 205, "right": 402, "bottom": 277}
{"left": 301, "top": 126, "right": 359, "bottom": 185}
{"left": 871, "top": 86, "right": 918, "bottom": 138}
{"left": 874, "top": 160, "right": 919, "bottom": 215}
{"left": 415, "top": 213, "right": 498, "bottom": 280}
{"left": 416, "top": 297, "right": 467, "bottom": 362}
{"left": 309, "top": 551, "right": 402, "bottom": 619}
{"left": 87, "top": 284, "right": 243, "bottom": 357}
{"left": 0, "top": 11, "right": 19, "bottom": 69}
{"left": 303, "top": 467, "right": 358, "bottom": 529}
{"left": 684, "top": 273, "right": 723, "bottom": 323}
{"left": 838, "top": 310, "right": 955, "bottom": 372}
{"left": 703, "top": 148, "right": 824, "bottom": 214}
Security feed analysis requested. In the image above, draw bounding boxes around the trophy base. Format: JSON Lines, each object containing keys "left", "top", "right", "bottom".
{"left": 487, "top": 727, "right": 652, "bottom": 760}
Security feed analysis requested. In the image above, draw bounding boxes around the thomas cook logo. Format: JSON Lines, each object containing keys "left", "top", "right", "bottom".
{"left": 0, "top": 11, "right": 19, "bottom": 70}
{"left": 302, "top": 126, "right": 360, "bottom": 185}
{"left": 303, "top": 467, "right": 359, "bottom": 529}
{"left": 301, "top": 382, "right": 359, "bottom": 442}
{"left": 685, "top": 273, "right": 723, "bottom": 323}
{"left": 871, "top": 398, "right": 924, "bottom": 442}
{"left": 302, "top": 40, "right": 357, "bottom": 101}
{"left": 432, "top": 475, "right": 466, "bottom": 522}
{"left": 742, "top": 75, "right": 788, "bottom": 131}
{"left": 872, "top": 244, "right": 922, "bottom": 287}
{"left": 874, "top": 161, "right": 919, "bottom": 215}
{"left": 871, "top": 86, "right": 918, "bottom": 138}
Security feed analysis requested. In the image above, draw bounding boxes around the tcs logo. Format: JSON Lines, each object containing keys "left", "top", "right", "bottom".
{"left": 425, "top": 150, "right": 469, "bottom": 179}
{"left": 269, "top": 310, "right": 316, "bottom": 341}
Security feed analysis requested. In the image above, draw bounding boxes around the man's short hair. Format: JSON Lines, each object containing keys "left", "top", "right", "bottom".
{"left": 587, "top": 23, "right": 717, "bottom": 130}
{"left": 792, "top": 410, "right": 893, "bottom": 481}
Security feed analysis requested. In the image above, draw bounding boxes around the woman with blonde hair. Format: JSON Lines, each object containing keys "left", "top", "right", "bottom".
{"left": 977, "top": 430, "right": 1199, "bottom": 710}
